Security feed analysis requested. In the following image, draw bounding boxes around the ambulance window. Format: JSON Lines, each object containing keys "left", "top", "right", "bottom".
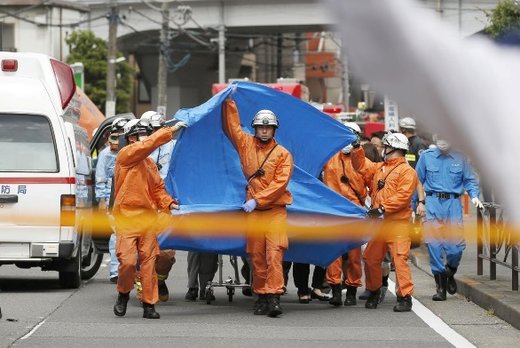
{"left": 0, "top": 115, "right": 58, "bottom": 172}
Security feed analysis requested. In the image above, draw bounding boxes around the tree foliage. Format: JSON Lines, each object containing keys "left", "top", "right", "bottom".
{"left": 485, "top": 0, "right": 520, "bottom": 38}
{"left": 65, "top": 30, "right": 134, "bottom": 114}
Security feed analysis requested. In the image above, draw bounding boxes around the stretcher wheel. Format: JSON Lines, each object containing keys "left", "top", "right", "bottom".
{"left": 227, "top": 287, "right": 235, "bottom": 302}
{"left": 205, "top": 288, "right": 214, "bottom": 305}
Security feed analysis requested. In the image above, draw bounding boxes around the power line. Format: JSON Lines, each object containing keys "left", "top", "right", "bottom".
{"left": 130, "top": 5, "right": 212, "bottom": 47}
{"left": 0, "top": 2, "right": 44, "bottom": 20}
{"left": 0, "top": 8, "right": 106, "bottom": 28}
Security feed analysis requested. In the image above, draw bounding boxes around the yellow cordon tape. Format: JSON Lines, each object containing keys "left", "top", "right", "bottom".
{"left": 2, "top": 210, "right": 518, "bottom": 245}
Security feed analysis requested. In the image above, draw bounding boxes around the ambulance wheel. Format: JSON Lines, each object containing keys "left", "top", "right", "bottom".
{"left": 59, "top": 247, "right": 81, "bottom": 289}
{"left": 80, "top": 239, "right": 103, "bottom": 280}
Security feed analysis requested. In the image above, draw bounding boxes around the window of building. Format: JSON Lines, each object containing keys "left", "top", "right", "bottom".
{"left": 0, "top": 23, "right": 15, "bottom": 51}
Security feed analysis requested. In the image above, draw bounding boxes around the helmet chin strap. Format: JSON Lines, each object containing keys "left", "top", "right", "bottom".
{"left": 383, "top": 147, "right": 397, "bottom": 161}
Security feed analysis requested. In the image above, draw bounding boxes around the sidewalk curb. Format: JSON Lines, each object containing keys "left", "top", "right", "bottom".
{"left": 410, "top": 247, "right": 520, "bottom": 331}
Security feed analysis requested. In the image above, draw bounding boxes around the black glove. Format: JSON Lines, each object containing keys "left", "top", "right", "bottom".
{"left": 367, "top": 206, "right": 385, "bottom": 218}
{"left": 352, "top": 134, "right": 361, "bottom": 148}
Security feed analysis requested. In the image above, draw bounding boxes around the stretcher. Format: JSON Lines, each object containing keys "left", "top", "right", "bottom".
{"left": 204, "top": 255, "right": 251, "bottom": 304}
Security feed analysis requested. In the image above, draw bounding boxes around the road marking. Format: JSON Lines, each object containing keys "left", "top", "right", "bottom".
{"left": 20, "top": 318, "right": 47, "bottom": 340}
{"left": 388, "top": 279, "right": 476, "bottom": 348}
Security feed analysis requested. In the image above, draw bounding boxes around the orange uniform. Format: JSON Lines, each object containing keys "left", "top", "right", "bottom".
{"left": 223, "top": 100, "right": 294, "bottom": 295}
{"left": 351, "top": 147, "right": 417, "bottom": 297}
{"left": 323, "top": 152, "right": 366, "bottom": 288}
{"left": 113, "top": 127, "right": 177, "bottom": 305}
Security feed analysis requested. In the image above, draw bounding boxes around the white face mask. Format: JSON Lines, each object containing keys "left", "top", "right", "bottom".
{"left": 138, "top": 135, "right": 149, "bottom": 142}
{"left": 341, "top": 144, "right": 353, "bottom": 154}
{"left": 436, "top": 140, "right": 451, "bottom": 152}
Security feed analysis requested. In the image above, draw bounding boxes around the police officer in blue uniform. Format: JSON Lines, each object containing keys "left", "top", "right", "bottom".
{"left": 416, "top": 138, "right": 483, "bottom": 301}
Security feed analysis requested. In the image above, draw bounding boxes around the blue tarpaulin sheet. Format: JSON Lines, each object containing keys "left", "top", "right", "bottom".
{"left": 158, "top": 82, "right": 368, "bottom": 267}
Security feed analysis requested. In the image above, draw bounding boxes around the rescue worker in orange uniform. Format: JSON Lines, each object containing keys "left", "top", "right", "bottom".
{"left": 222, "top": 98, "right": 294, "bottom": 318}
{"left": 135, "top": 111, "right": 178, "bottom": 303}
{"left": 352, "top": 132, "right": 418, "bottom": 312}
{"left": 112, "top": 118, "right": 186, "bottom": 319}
{"left": 322, "top": 122, "right": 367, "bottom": 307}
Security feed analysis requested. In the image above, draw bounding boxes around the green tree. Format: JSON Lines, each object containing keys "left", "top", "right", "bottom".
{"left": 485, "top": 0, "right": 520, "bottom": 38}
{"left": 66, "top": 30, "right": 134, "bottom": 114}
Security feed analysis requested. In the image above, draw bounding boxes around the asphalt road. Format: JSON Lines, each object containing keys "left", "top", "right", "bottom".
{"left": 1, "top": 251, "right": 519, "bottom": 348}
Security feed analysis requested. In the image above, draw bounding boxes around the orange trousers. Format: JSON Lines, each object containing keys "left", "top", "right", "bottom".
{"left": 116, "top": 232, "right": 159, "bottom": 304}
{"left": 246, "top": 207, "right": 288, "bottom": 295}
{"left": 326, "top": 246, "right": 362, "bottom": 287}
{"left": 364, "top": 222, "right": 413, "bottom": 297}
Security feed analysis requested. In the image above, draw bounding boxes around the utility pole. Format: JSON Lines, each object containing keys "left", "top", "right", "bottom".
{"left": 276, "top": 34, "right": 282, "bottom": 79}
{"left": 340, "top": 53, "right": 350, "bottom": 112}
{"left": 436, "top": 0, "right": 444, "bottom": 15}
{"left": 218, "top": 1, "right": 226, "bottom": 83}
{"left": 458, "top": 0, "right": 462, "bottom": 35}
{"left": 106, "top": 1, "right": 118, "bottom": 117}
{"left": 157, "top": 1, "right": 170, "bottom": 117}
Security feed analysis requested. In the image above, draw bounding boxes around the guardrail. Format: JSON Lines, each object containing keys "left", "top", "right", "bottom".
{"left": 477, "top": 202, "right": 519, "bottom": 291}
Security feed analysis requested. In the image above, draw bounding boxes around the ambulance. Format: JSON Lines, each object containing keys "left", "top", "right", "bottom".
{"left": 0, "top": 52, "right": 104, "bottom": 288}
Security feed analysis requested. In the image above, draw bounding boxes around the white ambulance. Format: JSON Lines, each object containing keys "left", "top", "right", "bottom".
{"left": 0, "top": 52, "right": 103, "bottom": 288}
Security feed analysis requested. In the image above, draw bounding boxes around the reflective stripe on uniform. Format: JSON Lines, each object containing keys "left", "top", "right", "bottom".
{"left": 405, "top": 153, "right": 416, "bottom": 163}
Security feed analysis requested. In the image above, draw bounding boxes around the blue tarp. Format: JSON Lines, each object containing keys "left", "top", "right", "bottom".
{"left": 159, "top": 82, "right": 368, "bottom": 267}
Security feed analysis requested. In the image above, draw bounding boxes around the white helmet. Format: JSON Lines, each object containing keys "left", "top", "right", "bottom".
{"left": 150, "top": 114, "right": 165, "bottom": 128}
{"left": 122, "top": 119, "right": 152, "bottom": 138}
{"left": 111, "top": 117, "right": 129, "bottom": 133}
{"left": 382, "top": 132, "right": 409, "bottom": 151}
{"left": 141, "top": 111, "right": 164, "bottom": 129}
{"left": 344, "top": 122, "right": 361, "bottom": 134}
{"left": 122, "top": 119, "right": 140, "bottom": 137}
{"left": 399, "top": 117, "right": 416, "bottom": 130}
{"left": 140, "top": 110, "right": 158, "bottom": 120}
{"left": 251, "top": 110, "right": 279, "bottom": 128}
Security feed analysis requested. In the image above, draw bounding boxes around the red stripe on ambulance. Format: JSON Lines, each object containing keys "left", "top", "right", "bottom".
{"left": 0, "top": 177, "right": 76, "bottom": 184}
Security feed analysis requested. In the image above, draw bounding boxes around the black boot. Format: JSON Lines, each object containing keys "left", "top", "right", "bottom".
{"left": 432, "top": 273, "right": 447, "bottom": 301}
{"left": 445, "top": 265, "right": 458, "bottom": 295}
{"left": 393, "top": 295, "right": 412, "bottom": 312}
{"left": 142, "top": 303, "right": 160, "bottom": 319}
{"left": 158, "top": 281, "right": 169, "bottom": 302}
{"left": 365, "top": 289, "right": 381, "bottom": 309}
{"left": 358, "top": 289, "right": 370, "bottom": 300}
{"left": 184, "top": 287, "right": 198, "bottom": 301}
{"left": 379, "top": 286, "right": 388, "bottom": 303}
{"left": 344, "top": 286, "right": 357, "bottom": 306}
{"left": 253, "top": 294, "right": 268, "bottom": 315}
{"left": 113, "top": 292, "right": 129, "bottom": 317}
{"left": 329, "top": 284, "right": 342, "bottom": 307}
{"left": 267, "top": 294, "right": 283, "bottom": 317}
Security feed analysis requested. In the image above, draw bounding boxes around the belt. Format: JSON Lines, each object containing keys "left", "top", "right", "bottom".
{"left": 426, "top": 192, "right": 460, "bottom": 199}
